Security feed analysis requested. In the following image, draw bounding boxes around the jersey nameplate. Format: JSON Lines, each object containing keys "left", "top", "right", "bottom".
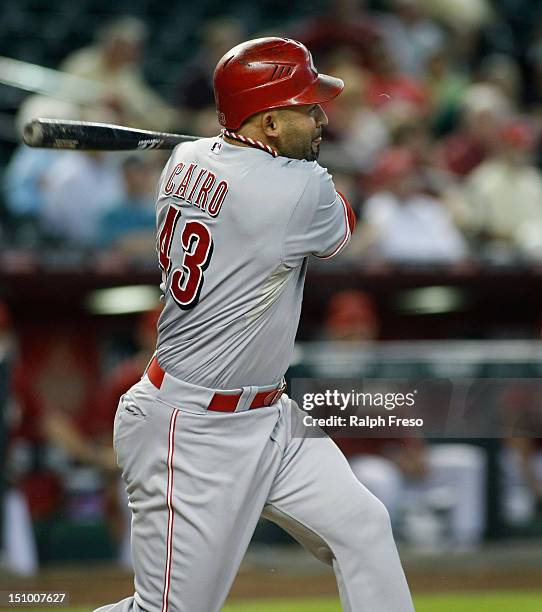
{"left": 163, "top": 162, "right": 229, "bottom": 218}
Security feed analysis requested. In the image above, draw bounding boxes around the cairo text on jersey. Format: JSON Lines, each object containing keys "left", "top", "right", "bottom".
{"left": 164, "top": 162, "right": 229, "bottom": 218}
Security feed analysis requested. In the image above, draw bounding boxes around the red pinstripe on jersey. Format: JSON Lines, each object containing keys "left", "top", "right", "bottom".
{"left": 316, "top": 191, "right": 355, "bottom": 259}
{"left": 162, "top": 408, "right": 180, "bottom": 612}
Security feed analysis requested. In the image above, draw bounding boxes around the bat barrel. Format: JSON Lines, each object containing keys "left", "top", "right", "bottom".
{"left": 23, "top": 118, "right": 199, "bottom": 150}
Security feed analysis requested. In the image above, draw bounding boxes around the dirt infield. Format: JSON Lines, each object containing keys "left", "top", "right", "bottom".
{"left": 1, "top": 562, "right": 542, "bottom": 606}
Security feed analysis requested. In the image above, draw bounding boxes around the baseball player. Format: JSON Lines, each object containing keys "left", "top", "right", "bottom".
{"left": 96, "top": 38, "right": 413, "bottom": 612}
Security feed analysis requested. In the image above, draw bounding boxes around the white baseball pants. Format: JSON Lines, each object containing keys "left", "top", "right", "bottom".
{"left": 94, "top": 371, "right": 413, "bottom": 612}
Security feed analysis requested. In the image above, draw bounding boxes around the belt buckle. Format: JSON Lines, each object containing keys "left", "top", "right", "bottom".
{"left": 263, "top": 380, "right": 287, "bottom": 406}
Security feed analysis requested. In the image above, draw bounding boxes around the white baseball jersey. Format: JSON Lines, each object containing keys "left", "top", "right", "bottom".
{"left": 155, "top": 136, "right": 352, "bottom": 389}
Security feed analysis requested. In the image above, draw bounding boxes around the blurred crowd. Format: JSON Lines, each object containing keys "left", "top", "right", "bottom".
{"left": 3, "top": 1, "right": 542, "bottom": 266}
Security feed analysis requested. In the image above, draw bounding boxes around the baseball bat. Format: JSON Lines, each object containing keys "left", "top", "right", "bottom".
{"left": 0, "top": 55, "right": 105, "bottom": 103}
{"left": 23, "top": 118, "right": 200, "bottom": 151}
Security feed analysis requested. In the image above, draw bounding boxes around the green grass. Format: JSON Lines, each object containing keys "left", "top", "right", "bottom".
{"left": 42, "top": 591, "right": 542, "bottom": 611}
{"left": 414, "top": 591, "right": 542, "bottom": 612}
{"left": 222, "top": 592, "right": 542, "bottom": 612}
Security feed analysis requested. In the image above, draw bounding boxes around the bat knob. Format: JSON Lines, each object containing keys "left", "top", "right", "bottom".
{"left": 23, "top": 119, "right": 44, "bottom": 147}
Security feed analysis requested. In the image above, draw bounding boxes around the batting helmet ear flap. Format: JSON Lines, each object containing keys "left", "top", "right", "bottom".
{"left": 214, "top": 37, "right": 344, "bottom": 130}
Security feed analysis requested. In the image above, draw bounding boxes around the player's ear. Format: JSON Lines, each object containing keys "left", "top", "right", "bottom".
{"left": 261, "top": 111, "right": 279, "bottom": 137}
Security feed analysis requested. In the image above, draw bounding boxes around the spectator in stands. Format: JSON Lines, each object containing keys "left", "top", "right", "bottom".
{"left": 376, "top": 0, "right": 445, "bottom": 78}
{"left": 3, "top": 95, "right": 80, "bottom": 246}
{"left": 174, "top": 18, "right": 244, "bottom": 136}
{"left": 417, "top": 0, "right": 493, "bottom": 34}
{"left": 500, "top": 384, "right": 542, "bottom": 525}
{"left": 502, "top": 437, "right": 542, "bottom": 525}
{"left": 0, "top": 302, "right": 38, "bottom": 576}
{"left": 324, "top": 290, "right": 379, "bottom": 342}
{"left": 96, "top": 156, "right": 156, "bottom": 257}
{"left": 364, "top": 41, "right": 430, "bottom": 121}
{"left": 477, "top": 54, "right": 522, "bottom": 110}
{"left": 40, "top": 149, "right": 123, "bottom": 247}
{"left": 93, "top": 308, "right": 160, "bottom": 437}
{"left": 424, "top": 47, "right": 469, "bottom": 134}
{"left": 91, "top": 307, "right": 161, "bottom": 567}
{"left": 337, "top": 436, "right": 487, "bottom": 551}
{"left": 349, "top": 148, "right": 468, "bottom": 263}
{"left": 391, "top": 120, "right": 476, "bottom": 232}
{"left": 8, "top": 322, "right": 122, "bottom": 569}
{"left": 463, "top": 118, "right": 542, "bottom": 260}
{"left": 289, "top": 0, "right": 381, "bottom": 71}
{"left": 36, "top": 103, "right": 126, "bottom": 247}
{"left": 440, "top": 83, "right": 510, "bottom": 176}
{"left": 391, "top": 120, "right": 447, "bottom": 192}
{"left": 318, "top": 57, "right": 389, "bottom": 173}
{"left": 61, "top": 17, "right": 177, "bottom": 131}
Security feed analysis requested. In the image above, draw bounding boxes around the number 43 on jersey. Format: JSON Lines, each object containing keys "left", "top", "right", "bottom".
{"left": 158, "top": 205, "right": 214, "bottom": 309}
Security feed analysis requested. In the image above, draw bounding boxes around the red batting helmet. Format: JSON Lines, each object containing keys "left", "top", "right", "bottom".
{"left": 213, "top": 37, "right": 344, "bottom": 130}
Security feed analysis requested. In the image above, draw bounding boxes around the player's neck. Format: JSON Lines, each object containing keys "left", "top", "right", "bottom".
{"left": 222, "top": 128, "right": 279, "bottom": 157}
{"left": 222, "top": 134, "right": 252, "bottom": 149}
